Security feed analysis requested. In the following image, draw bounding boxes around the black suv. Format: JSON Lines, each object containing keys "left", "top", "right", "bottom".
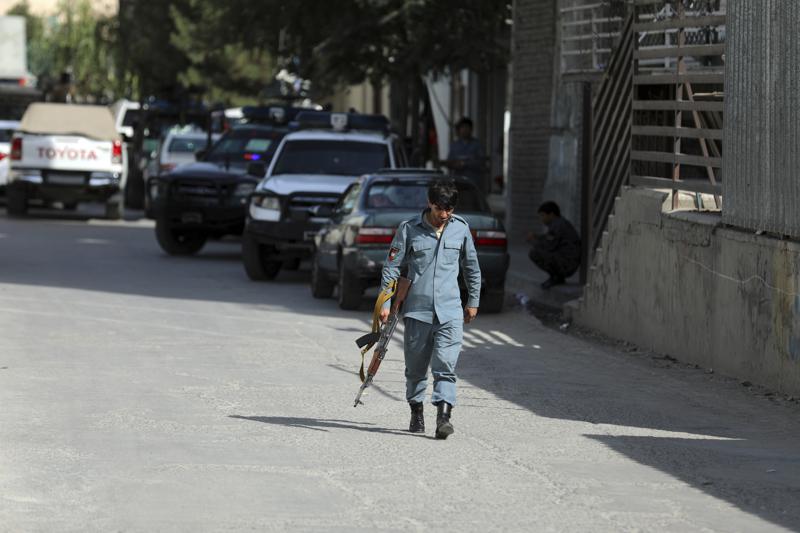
{"left": 147, "top": 107, "right": 300, "bottom": 255}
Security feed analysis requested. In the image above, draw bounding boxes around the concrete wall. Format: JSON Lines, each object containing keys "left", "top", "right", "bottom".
{"left": 574, "top": 187, "right": 800, "bottom": 396}
{"left": 507, "top": 0, "right": 557, "bottom": 242}
{"left": 723, "top": 0, "right": 800, "bottom": 237}
{"left": 542, "top": 82, "right": 583, "bottom": 231}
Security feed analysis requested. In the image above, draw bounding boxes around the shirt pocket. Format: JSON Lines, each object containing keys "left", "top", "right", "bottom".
{"left": 410, "top": 238, "right": 433, "bottom": 268}
{"left": 442, "top": 239, "right": 462, "bottom": 264}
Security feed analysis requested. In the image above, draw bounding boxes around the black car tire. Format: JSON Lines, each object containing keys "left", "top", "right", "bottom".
{"left": 310, "top": 255, "right": 335, "bottom": 299}
{"left": 105, "top": 197, "right": 124, "bottom": 220}
{"left": 337, "top": 263, "right": 363, "bottom": 310}
{"left": 481, "top": 289, "right": 505, "bottom": 314}
{"left": 125, "top": 170, "right": 145, "bottom": 209}
{"left": 242, "top": 232, "right": 281, "bottom": 281}
{"left": 6, "top": 185, "right": 28, "bottom": 217}
{"left": 284, "top": 258, "right": 302, "bottom": 271}
{"left": 155, "top": 217, "right": 207, "bottom": 255}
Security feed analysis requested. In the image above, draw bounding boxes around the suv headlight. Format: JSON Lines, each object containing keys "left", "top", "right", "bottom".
{"left": 251, "top": 195, "right": 280, "bottom": 210}
{"left": 249, "top": 193, "right": 281, "bottom": 221}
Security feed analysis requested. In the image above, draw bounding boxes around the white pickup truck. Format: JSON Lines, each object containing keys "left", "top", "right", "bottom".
{"left": 7, "top": 103, "right": 126, "bottom": 219}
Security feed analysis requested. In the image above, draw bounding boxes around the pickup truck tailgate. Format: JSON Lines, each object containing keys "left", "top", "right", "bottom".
{"left": 17, "top": 134, "right": 119, "bottom": 173}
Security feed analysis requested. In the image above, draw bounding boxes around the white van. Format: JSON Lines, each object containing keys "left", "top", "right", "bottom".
{"left": 7, "top": 103, "right": 126, "bottom": 219}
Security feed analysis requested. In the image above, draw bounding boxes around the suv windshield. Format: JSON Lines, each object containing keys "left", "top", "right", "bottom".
{"left": 272, "top": 140, "right": 389, "bottom": 176}
{"left": 205, "top": 127, "right": 281, "bottom": 163}
{"left": 365, "top": 181, "right": 486, "bottom": 212}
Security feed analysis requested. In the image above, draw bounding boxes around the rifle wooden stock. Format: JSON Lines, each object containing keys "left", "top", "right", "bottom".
{"left": 390, "top": 277, "right": 412, "bottom": 314}
{"left": 367, "top": 352, "right": 383, "bottom": 375}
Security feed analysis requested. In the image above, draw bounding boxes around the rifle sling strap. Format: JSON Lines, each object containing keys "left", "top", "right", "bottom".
{"left": 358, "top": 279, "right": 397, "bottom": 383}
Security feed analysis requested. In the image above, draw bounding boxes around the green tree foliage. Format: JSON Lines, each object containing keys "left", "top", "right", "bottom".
{"left": 169, "top": 0, "right": 275, "bottom": 105}
{"left": 117, "top": 0, "right": 191, "bottom": 101}
{"left": 5, "top": 0, "right": 118, "bottom": 101}
{"left": 168, "top": 0, "right": 511, "bottom": 97}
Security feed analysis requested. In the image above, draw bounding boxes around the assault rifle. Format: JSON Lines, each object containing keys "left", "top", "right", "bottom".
{"left": 353, "top": 277, "right": 412, "bottom": 407}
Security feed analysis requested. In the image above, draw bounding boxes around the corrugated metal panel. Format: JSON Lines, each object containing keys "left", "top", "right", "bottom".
{"left": 723, "top": 0, "right": 800, "bottom": 236}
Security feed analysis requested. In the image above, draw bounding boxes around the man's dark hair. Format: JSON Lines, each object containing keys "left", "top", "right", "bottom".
{"left": 538, "top": 201, "right": 561, "bottom": 217}
{"left": 428, "top": 179, "right": 459, "bottom": 210}
{"left": 455, "top": 117, "right": 473, "bottom": 129}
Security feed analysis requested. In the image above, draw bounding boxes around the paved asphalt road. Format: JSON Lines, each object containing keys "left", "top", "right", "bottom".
{"left": 1, "top": 208, "right": 800, "bottom": 532}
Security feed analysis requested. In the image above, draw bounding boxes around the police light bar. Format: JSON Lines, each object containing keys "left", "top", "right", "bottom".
{"left": 294, "top": 111, "right": 390, "bottom": 133}
{"left": 241, "top": 106, "right": 302, "bottom": 125}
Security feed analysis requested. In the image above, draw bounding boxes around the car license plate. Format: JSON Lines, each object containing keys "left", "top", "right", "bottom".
{"left": 303, "top": 230, "right": 317, "bottom": 241}
{"left": 181, "top": 212, "right": 203, "bottom": 224}
{"left": 48, "top": 173, "right": 84, "bottom": 185}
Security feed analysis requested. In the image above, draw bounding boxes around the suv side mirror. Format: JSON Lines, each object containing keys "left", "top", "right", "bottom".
{"left": 247, "top": 162, "right": 267, "bottom": 178}
{"left": 310, "top": 204, "right": 335, "bottom": 218}
{"left": 195, "top": 148, "right": 207, "bottom": 161}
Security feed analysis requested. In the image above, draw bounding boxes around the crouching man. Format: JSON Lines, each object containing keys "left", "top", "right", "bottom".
{"left": 379, "top": 179, "right": 482, "bottom": 439}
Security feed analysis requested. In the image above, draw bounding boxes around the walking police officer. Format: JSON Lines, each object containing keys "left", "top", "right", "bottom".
{"left": 379, "top": 179, "right": 482, "bottom": 439}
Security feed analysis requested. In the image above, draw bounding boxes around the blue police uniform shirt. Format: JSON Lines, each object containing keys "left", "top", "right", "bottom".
{"left": 380, "top": 210, "right": 482, "bottom": 324}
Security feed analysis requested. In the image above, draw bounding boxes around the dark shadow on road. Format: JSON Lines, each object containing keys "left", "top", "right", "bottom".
{"left": 457, "top": 338, "right": 800, "bottom": 530}
{"left": 229, "top": 415, "right": 424, "bottom": 437}
{"left": 0, "top": 213, "right": 377, "bottom": 318}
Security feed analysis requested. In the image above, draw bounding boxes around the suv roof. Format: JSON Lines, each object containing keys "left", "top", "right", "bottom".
{"left": 372, "top": 168, "right": 443, "bottom": 175}
{"left": 280, "top": 129, "right": 391, "bottom": 144}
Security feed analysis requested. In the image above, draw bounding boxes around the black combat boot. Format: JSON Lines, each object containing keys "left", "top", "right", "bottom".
{"left": 408, "top": 401, "right": 425, "bottom": 433}
{"left": 435, "top": 402, "right": 454, "bottom": 440}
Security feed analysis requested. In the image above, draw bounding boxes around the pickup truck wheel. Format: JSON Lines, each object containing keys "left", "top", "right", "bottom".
{"left": 105, "top": 198, "right": 124, "bottom": 220}
{"left": 242, "top": 232, "right": 281, "bottom": 281}
{"left": 155, "top": 217, "right": 207, "bottom": 255}
{"left": 284, "top": 258, "right": 301, "bottom": 271}
{"left": 310, "top": 254, "right": 335, "bottom": 299}
{"left": 337, "top": 264, "right": 363, "bottom": 310}
{"left": 481, "top": 289, "right": 505, "bottom": 314}
{"left": 125, "top": 171, "right": 145, "bottom": 209}
{"left": 6, "top": 186, "right": 28, "bottom": 217}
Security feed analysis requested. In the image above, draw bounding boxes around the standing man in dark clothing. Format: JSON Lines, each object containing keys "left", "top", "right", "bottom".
{"left": 379, "top": 179, "right": 482, "bottom": 440}
{"left": 442, "top": 117, "right": 486, "bottom": 196}
{"left": 528, "top": 201, "right": 581, "bottom": 289}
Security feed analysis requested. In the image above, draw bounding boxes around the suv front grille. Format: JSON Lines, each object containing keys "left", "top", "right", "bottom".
{"left": 172, "top": 180, "right": 224, "bottom": 205}
{"left": 287, "top": 192, "right": 340, "bottom": 219}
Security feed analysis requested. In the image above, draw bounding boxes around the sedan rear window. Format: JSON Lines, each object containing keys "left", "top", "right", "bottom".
{"left": 272, "top": 140, "right": 389, "bottom": 176}
{"left": 168, "top": 137, "right": 208, "bottom": 153}
{"left": 0, "top": 129, "right": 14, "bottom": 143}
{"left": 365, "top": 182, "right": 486, "bottom": 212}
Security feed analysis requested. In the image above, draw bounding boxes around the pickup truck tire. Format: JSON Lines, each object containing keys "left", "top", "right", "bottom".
{"left": 242, "top": 232, "right": 281, "bottom": 281}
{"left": 310, "top": 255, "right": 335, "bottom": 298}
{"left": 105, "top": 198, "right": 124, "bottom": 220}
{"left": 481, "top": 289, "right": 505, "bottom": 314}
{"left": 6, "top": 186, "right": 28, "bottom": 217}
{"left": 125, "top": 171, "right": 145, "bottom": 210}
{"left": 155, "top": 217, "right": 207, "bottom": 255}
{"left": 283, "top": 258, "right": 302, "bottom": 271}
{"left": 337, "top": 264, "right": 363, "bottom": 310}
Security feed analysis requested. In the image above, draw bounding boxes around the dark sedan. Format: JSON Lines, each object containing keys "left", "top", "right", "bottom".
{"left": 311, "top": 170, "right": 509, "bottom": 312}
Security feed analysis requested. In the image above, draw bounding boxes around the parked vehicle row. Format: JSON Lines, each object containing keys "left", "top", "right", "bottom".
{"left": 1, "top": 104, "right": 510, "bottom": 313}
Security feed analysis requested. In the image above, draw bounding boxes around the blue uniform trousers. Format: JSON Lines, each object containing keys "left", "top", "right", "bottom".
{"left": 403, "top": 317, "right": 464, "bottom": 406}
